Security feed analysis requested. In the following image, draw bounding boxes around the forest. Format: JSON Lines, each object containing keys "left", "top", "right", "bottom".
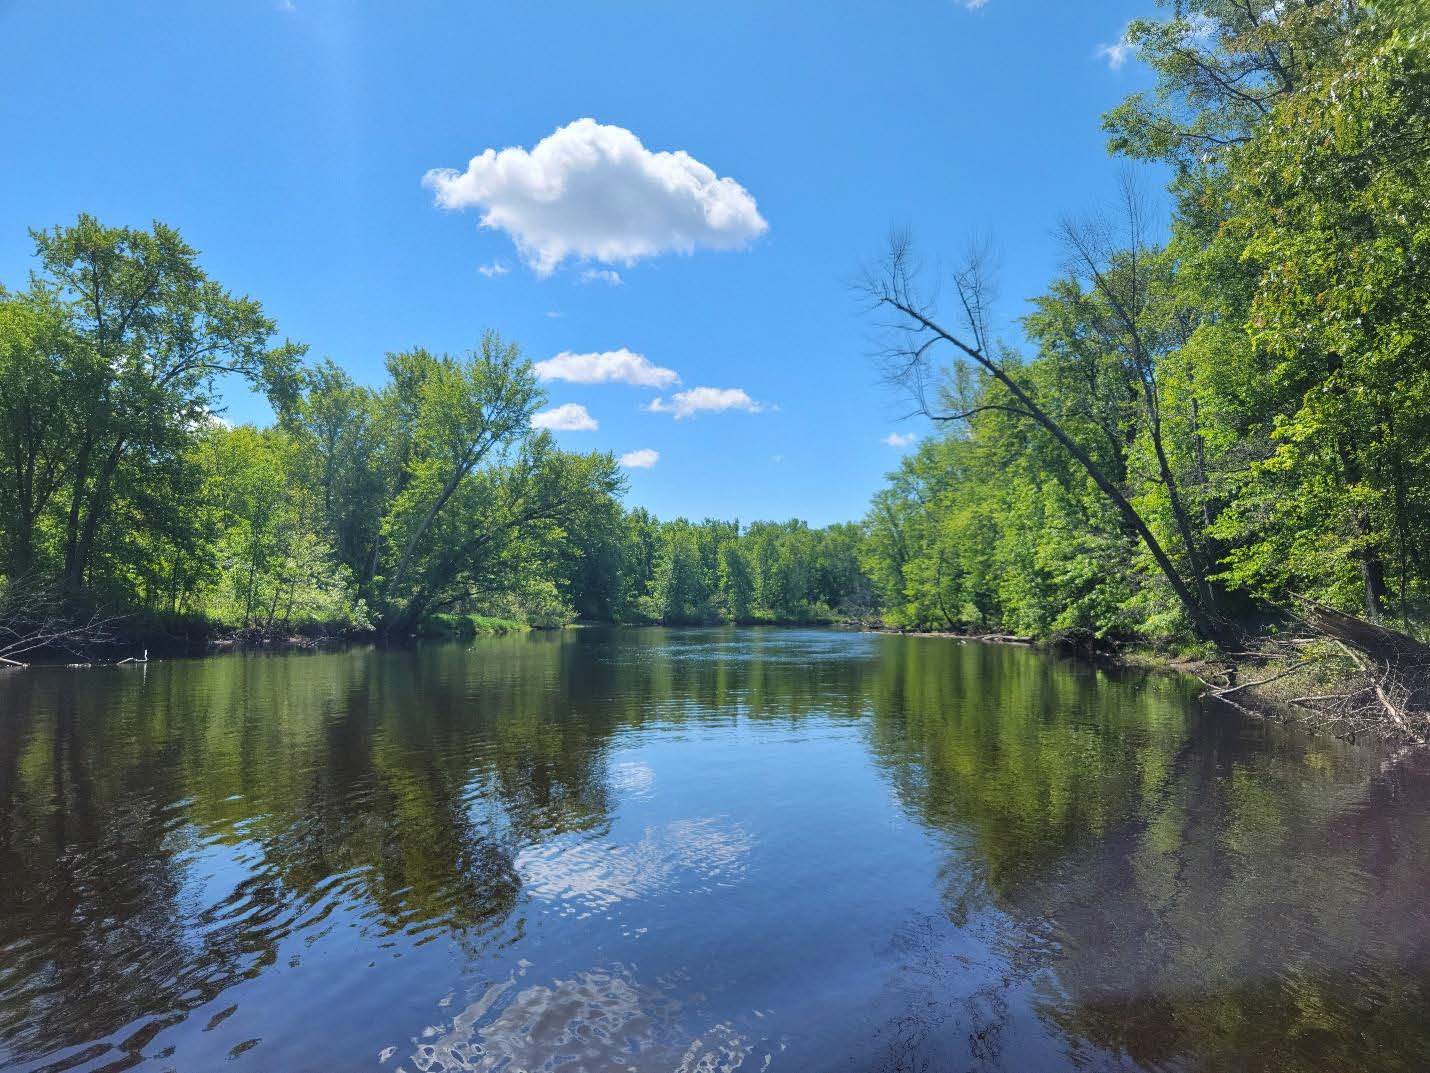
{"left": 0, "top": 0, "right": 1426, "bottom": 665}
{"left": 861, "top": 0, "right": 1429, "bottom": 652}
{"left": 0, "top": 215, "right": 868, "bottom": 641}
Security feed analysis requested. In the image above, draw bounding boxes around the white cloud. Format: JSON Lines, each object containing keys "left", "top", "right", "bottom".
{"left": 619, "top": 448, "right": 660, "bottom": 469}
{"left": 275, "top": 0, "right": 296, "bottom": 11}
{"left": 534, "top": 348, "right": 679, "bottom": 389}
{"left": 477, "top": 260, "right": 510, "bottom": 278}
{"left": 580, "top": 268, "right": 623, "bottom": 286}
{"left": 647, "top": 386, "right": 763, "bottom": 420}
{"left": 961, "top": 0, "right": 989, "bottom": 9}
{"left": 544, "top": 311, "right": 564, "bottom": 319}
{"left": 1097, "top": 33, "right": 1134, "bottom": 69}
{"left": 884, "top": 432, "right": 917, "bottom": 448}
{"left": 423, "top": 118, "right": 768, "bottom": 275}
{"left": 531, "top": 403, "right": 598, "bottom": 431}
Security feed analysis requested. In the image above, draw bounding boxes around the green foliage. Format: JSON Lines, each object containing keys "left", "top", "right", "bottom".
{"left": 188, "top": 424, "right": 370, "bottom": 630}
{"left": 416, "top": 613, "right": 529, "bottom": 638}
{"left": 10, "top": 0, "right": 1425, "bottom": 652}
{"left": 0, "top": 217, "right": 872, "bottom": 637}
{"left": 862, "top": 0, "right": 1430, "bottom": 642}
{"left": 0, "top": 216, "right": 304, "bottom": 604}
{"left": 619, "top": 516, "right": 871, "bottom": 626}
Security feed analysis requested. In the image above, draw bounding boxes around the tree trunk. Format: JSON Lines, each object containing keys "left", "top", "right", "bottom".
{"left": 884, "top": 295, "right": 1225, "bottom": 646}
{"left": 1145, "top": 395, "right": 1216, "bottom": 613}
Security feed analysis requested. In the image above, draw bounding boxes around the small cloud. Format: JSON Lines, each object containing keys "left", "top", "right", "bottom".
{"left": 477, "top": 261, "right": 510, "bottom": 278}
{"left": 771, "top": 454, "right": 784, "bottom": 464}
{"left": 648, "top": 386, "right": 764, "bottom": 420}
{"left": 619, "top": 448, "right": 660, "bottom": 469}
{"left": 531, "top": 403, "right": 598, "bottom": 431}
{"left": 884, "top": 432, "right": 917, "bottom": 448}
{"left": 423, "top": 118, "right": 768, "bottom": 275}
{"left": 535, "top": 348, "right": 678, "bottom": 389}
{"left": 544, "top": 311, "right": 564, "bottom": 319}
{"left": 961, "top": 0, "right": 989, "bottom": 9}
{"left": 580, "top": 268, "right": 623, "bottom": 286}
{"left": 275, "top": 0, "right": 296, "bottom": 10}
{"left": 1097, "top": 32, "right": 1134, "bottom": 69}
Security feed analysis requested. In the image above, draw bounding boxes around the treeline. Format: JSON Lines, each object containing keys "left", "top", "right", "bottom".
{"left": 4, "top": 0, "right": 1425, "bottom": 653}
{"left": 0, "top": 220, "right": 868, "bottom": 636}
{"left": 860, "top": 0, "right": 1430, "bottom": 648}
{"left": 577, "top": 515, "right": 872, "bottom": 625}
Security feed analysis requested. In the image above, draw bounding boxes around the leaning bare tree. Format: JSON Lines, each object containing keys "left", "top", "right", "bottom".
{"left": 860, "top": 231, "right": 1224, "bottom": 645}
{"left": 0, "top": 575, "right": 122, "bottom": 667}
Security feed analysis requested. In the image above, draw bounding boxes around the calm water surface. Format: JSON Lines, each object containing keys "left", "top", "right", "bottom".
{"left": 2, "top": 628, "right": 1428, "bottom": 1072}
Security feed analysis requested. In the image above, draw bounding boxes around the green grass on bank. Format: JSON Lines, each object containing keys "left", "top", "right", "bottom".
{"left": 416, "top": 613, "right": 530, "bottom": 638}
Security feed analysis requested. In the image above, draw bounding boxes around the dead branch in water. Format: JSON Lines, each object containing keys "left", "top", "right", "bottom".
{"left": 1201, "top": 600, "right": 1430, "bottom": 746}
{"left": 0, "top": 577, "right": 126, "bottom": 667}
{"left": 1208, "top": 657, "right": 1321, "bottom": 699}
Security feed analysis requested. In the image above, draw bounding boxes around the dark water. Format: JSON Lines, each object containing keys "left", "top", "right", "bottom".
{"left": 2, "top": 629, "right": 1428, "bottom": 1073}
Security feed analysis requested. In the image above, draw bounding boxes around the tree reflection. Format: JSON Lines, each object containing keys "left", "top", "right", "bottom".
{"left": 863, "top": 637, "right": 1430, "bottom": 1072}
{"left": 4, "top": 631, "right": 1430, "bottom": 1072}
{"left": 0, "top": 641, "right": 619, "bottom": 1067}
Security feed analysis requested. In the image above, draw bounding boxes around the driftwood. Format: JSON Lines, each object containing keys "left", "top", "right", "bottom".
{"left": 0, "top": 609, "right": 125, "bottom": 667}
{"left": 1300, "top": 601, "right": 1430, "bottom": 668}
{"left": 1210, "top": 657, "right": 1321, "bottom": 699}
{"left": 1203, "top": 600, "right": 1430, "bottom": 746}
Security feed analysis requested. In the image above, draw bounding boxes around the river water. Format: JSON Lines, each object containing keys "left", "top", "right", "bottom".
{"left": 1, "top": 628, "right": 1427, "bottom": 1072}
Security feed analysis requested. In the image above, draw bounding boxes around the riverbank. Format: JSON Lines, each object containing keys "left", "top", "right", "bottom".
{"left": 3, "top": 611, "right": 842, "bottom": 667}
{"left": 867, "top": 620, "right": 1430, "bottom": 749}
{"left": 9, "top": 609, "right": 1425, "bottom": 749}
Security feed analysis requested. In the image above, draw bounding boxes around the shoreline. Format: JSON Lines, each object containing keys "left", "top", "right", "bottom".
{"left": 8, "top": 618, "right": 1423, "bottom": 751}
{"left": 864, "top": 624, "right": 1428, "bottom": 750}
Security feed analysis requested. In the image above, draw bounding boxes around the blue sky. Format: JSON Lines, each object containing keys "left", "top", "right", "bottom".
{"left": 0, "top": 0, "right": 1157, "bottom": 526}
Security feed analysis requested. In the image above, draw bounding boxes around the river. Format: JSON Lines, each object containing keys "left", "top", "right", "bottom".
{"left": 1, "top": 628, "right": 1427, "bottom": 1072}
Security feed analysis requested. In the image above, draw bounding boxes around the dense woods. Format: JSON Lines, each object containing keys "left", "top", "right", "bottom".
{"left": 0, "top": 0, "right": 1426, "bottom": 666}
{"left": 0, "top": 222, "right": 866, "bottom": 637}
{"left": 861, "top": 0, "right": 1430, "bottom": 652}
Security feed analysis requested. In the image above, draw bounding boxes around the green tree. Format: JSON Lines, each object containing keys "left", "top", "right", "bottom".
{"left": 26, "top": 215, "right": 303, "bottom": 597}
{"left": 0, "top": 289, "right": 78, "bottom": 577}
{"left": 717, "top": 541, "right": 756, "bottom": 622}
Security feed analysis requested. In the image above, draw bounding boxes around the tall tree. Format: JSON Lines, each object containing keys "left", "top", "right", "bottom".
{"left": 863, "top": 237, "right": 1225, "bottom": 643}
{"left": 0, "top": 289, "right": 78, "bottom": 577}
{"left": 26, "top": 215, "right": 303, "bottom": 597}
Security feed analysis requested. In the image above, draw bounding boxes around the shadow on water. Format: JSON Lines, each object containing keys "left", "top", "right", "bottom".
{"left": 0, "top": 627, "right": 1427, "bottom": 1071}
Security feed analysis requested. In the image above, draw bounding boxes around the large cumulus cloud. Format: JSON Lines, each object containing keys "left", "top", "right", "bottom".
{"left": 424, "top": 119, "right": 768, "bottom": 275}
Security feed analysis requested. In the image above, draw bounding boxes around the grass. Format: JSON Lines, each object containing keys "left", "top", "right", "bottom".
{"left": 416, "top": 613, "right": 529, "bottom": 638}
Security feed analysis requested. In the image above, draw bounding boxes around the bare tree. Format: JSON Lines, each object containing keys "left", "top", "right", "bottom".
{"left": 860, "top": 230, "right": 1224, "bottom": 645}
{"left": 0, "top": 575, "right": 123, "bottom": 666}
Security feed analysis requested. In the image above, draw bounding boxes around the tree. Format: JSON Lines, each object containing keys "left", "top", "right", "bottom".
{"left": 1103, "top": 0, "right": 1361, "bottom": 172}
{"left": 1206, "top": 0, "right": 1430, "bottom": 621}
{"left": 643, "top": 525, "right": 714, "bottom": 624}
{"left": 863, "top": 236, "right": 1225, "bottom": 644}
{"left": 26, "top": 215, "right": 303, "bottom": 597}
{"left": 371, "top": 337, "right": 540, "bottom": 623}
{"left": 0, "top": 289, "right": 78, "bottom": 577}
{"left": 717, "top": 542, "right": 756, "bottom": 622}
{"left": 191, "top": 424, "right": 368, "bottom": 630}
